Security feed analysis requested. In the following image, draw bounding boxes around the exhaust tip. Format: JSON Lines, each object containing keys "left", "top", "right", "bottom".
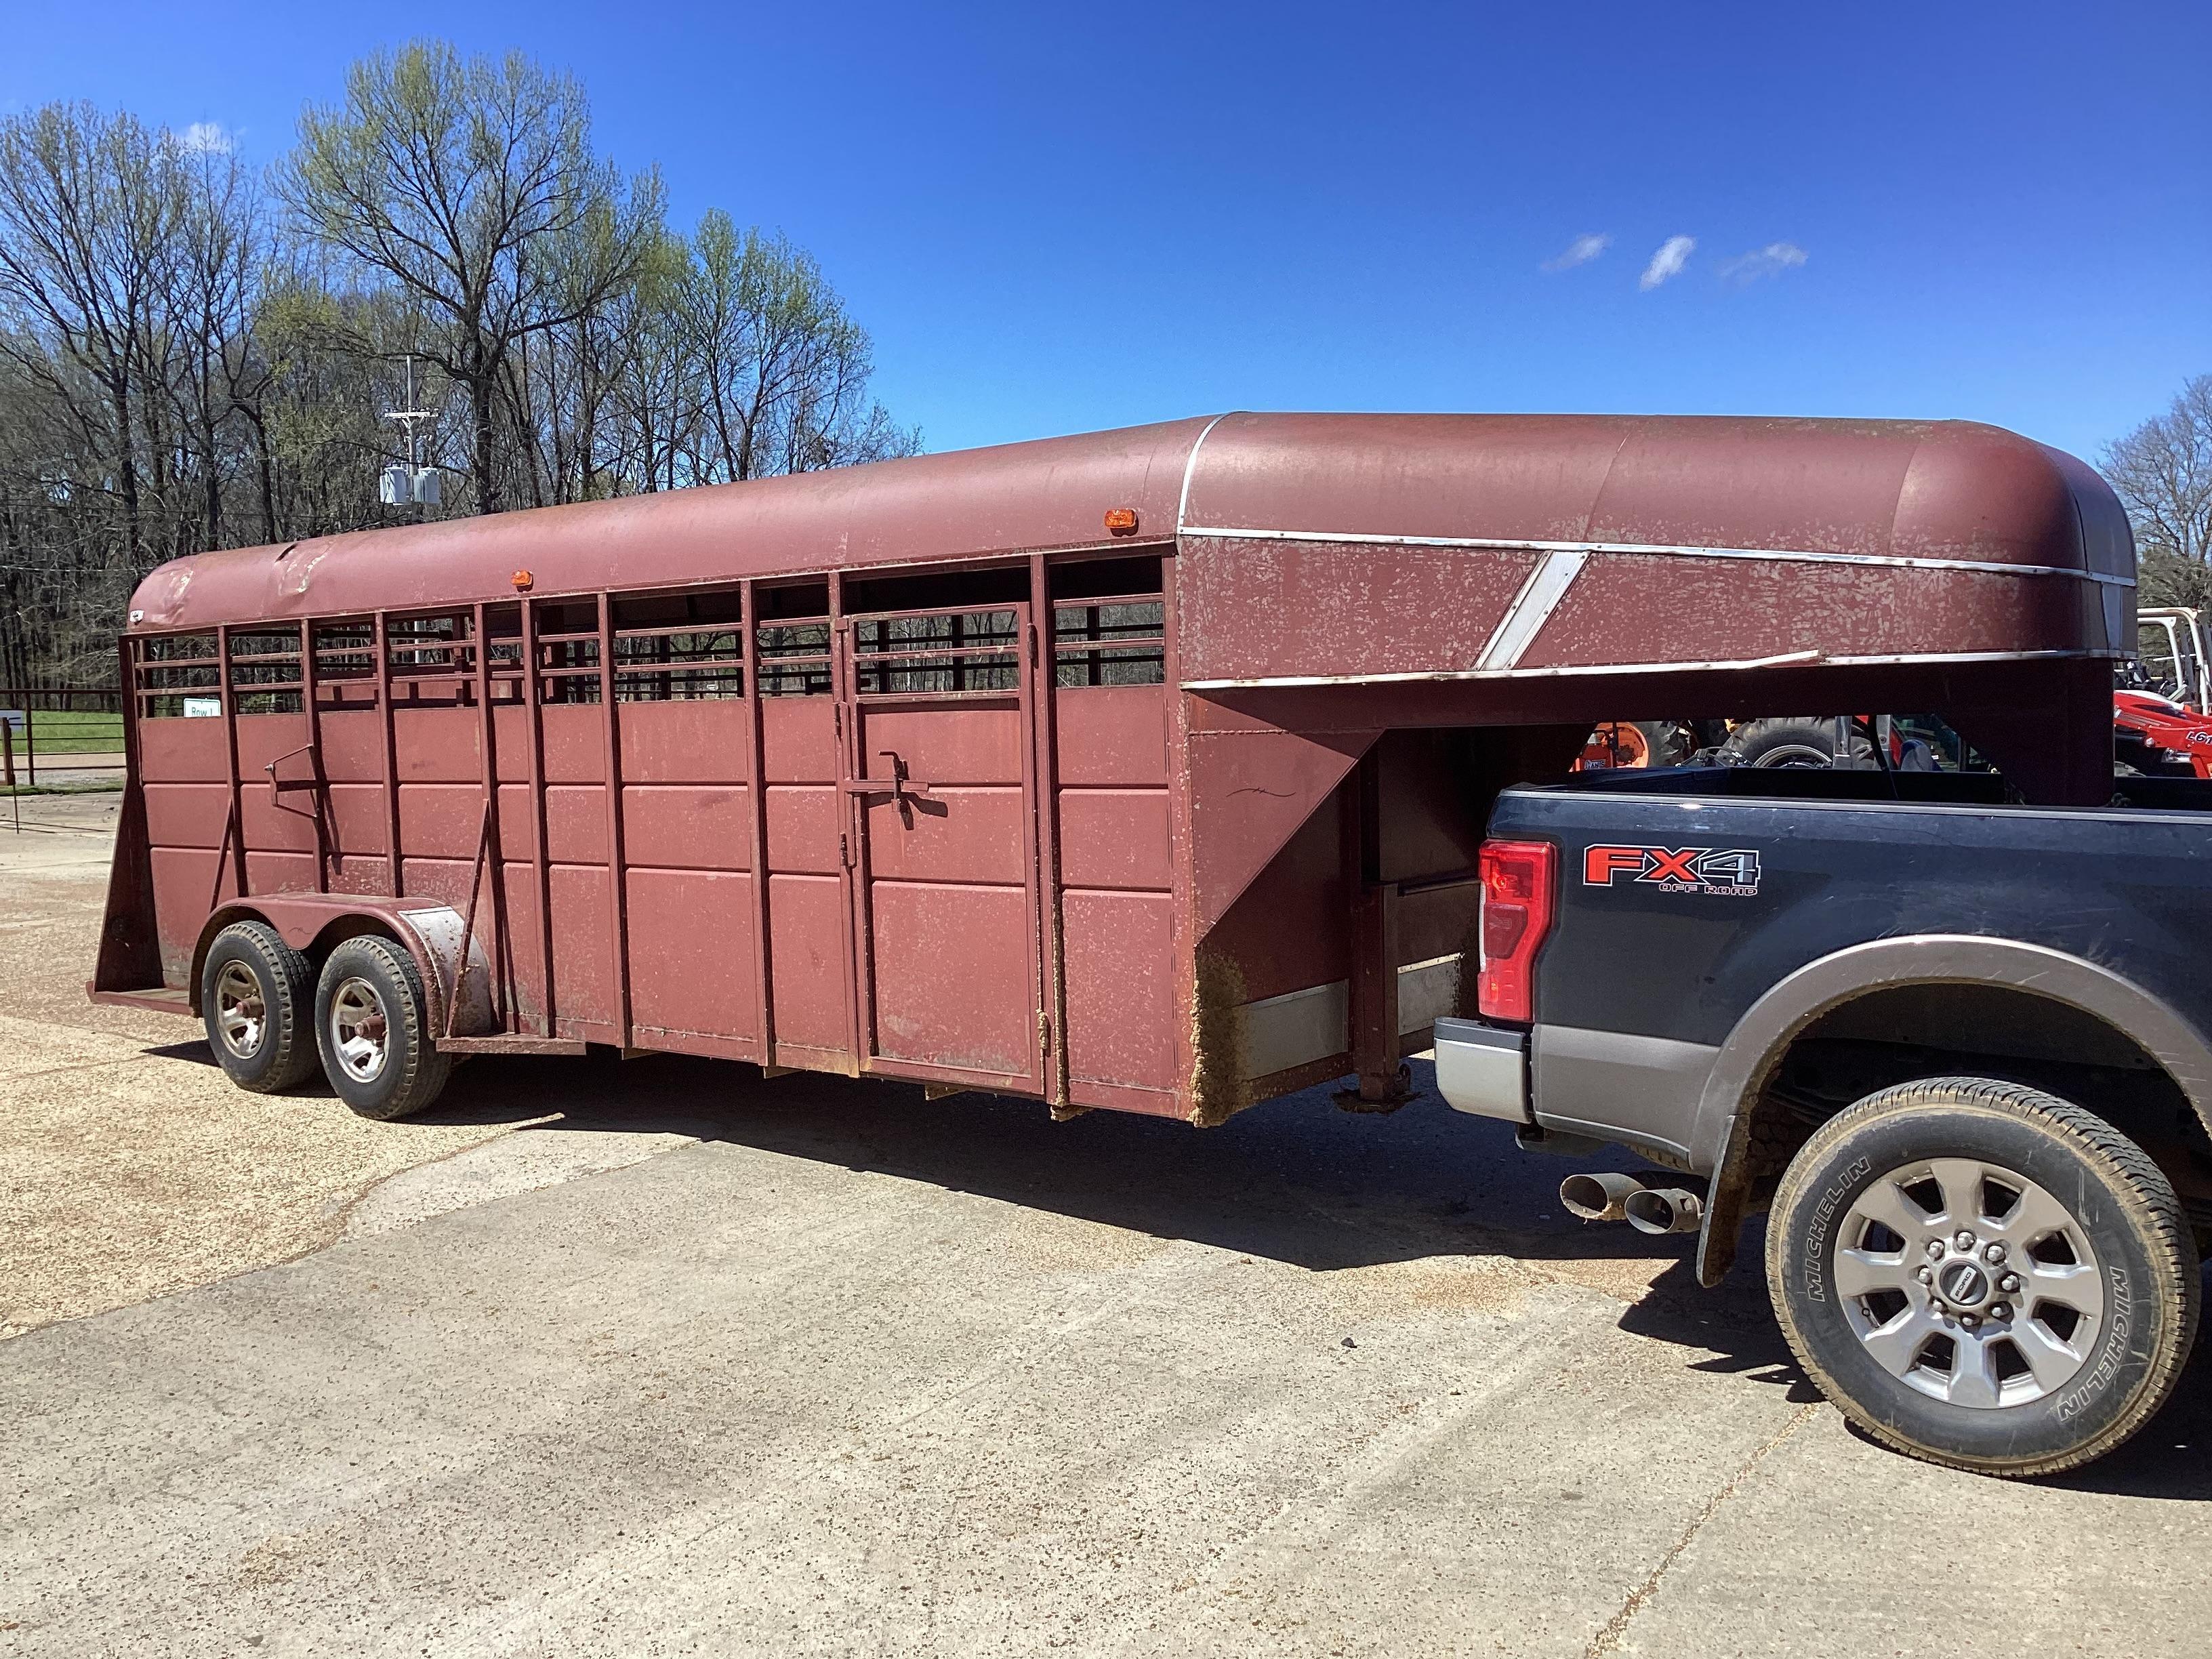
{"left": 1624, "top": 1187, "right": 1705, "bottom": 1235}
{"left": 1559, "top": 1172, "right": 1644, "bottom": 1223}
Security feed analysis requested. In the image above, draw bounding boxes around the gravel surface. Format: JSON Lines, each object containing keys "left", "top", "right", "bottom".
{"left": 0, "top": 797, "right": 533, "bottom": 1338}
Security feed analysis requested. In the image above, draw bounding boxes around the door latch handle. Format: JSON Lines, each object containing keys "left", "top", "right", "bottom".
{"left": 844, "top": 750, "right": 932, "bottom": 801}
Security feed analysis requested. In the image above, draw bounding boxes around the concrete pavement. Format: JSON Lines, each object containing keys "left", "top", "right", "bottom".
{"left": 5, "top": 793, "right": 2208, "bottom": 1656}
{"left": 6, "top": 1055, "right": 2210, "bottom": 1658}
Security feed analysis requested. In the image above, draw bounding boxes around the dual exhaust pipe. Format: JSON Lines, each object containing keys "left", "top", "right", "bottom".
{"left": 1559, "top": 1172, "right": 1704, "bottom": 1235}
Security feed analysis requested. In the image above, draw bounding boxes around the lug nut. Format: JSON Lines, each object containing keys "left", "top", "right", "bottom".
{"left": 1927, "top": 1240, "right": 1946, "bottom": 1259}
{"left": 1999, "top": 1273, "right": 2022, "bottom": 1294}
{"left": 1990, "top": 1303, "right": 2011, "bottom": 1321}
{"left": 1983, "top": 1243, "right": 2005, "bottom": 1264}
{"left": 1954, "top": 1231, "right": 1976, "bottom": 1250}
{"left": 1917, "top": 1267, "right": 1933, "bottom": 1284}
{"left": 1959, "top": 1313, "right": 1980, "bottom": 1329}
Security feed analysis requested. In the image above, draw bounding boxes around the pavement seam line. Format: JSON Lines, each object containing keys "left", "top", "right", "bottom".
{"left": 1583, "top": 1399, "right": 1823, "bottom": 1658}
{"left": 2, "top": 1054, "right": 167, "bottom": 1084}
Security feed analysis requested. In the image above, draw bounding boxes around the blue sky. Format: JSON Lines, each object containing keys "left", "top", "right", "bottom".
{"left": 13, "top": 1, "right": 2208, "bottom": 464}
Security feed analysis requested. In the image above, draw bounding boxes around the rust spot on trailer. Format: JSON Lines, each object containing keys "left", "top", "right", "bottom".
{"left": 1187, "top": 947, "right": 1250, "bottom": 1129}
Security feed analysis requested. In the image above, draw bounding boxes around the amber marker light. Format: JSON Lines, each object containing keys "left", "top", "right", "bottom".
{"left": 1104, "top": 506, "right": 1139, "bottom": 535}
{"left": 512, "top": 569, "right": 535, "bottom": 592}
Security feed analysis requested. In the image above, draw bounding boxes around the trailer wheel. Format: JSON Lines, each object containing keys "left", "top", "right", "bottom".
{"left": 313, "top": 935, "right": 453, "bottom": 1120}
{"left": 1767, "top": 1076, "right": 2198, "bottom": 1477}
{"left": 199, "top": 921, "right": 320, "bottom": 1092}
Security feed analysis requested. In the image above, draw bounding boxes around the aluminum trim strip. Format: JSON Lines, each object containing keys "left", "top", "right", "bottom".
{"left": 1475, "top": 548, "right": 1588, "bottom": 670}
{"left": 1183, "top": 647, "right": 2110, "bottom": 691}
{"left": 1175, "top": 414, "right": 1234, "bottom": 535}
{"left": 1179, "top": 523, "right": 2136, "bottom": 588}
{"left": 1240, "top": 977, "right": 1350, "bottom": 1081}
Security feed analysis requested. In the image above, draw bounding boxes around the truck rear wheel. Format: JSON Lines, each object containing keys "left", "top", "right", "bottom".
{"left": 1766, "top": 1076, "right": 2198, "bottom": 1476}
{"left": 313, "top": 935, "right": 453, "bottom": 1121}
{"left": 200, "top": 921, "right": 319, "bottom": 1092}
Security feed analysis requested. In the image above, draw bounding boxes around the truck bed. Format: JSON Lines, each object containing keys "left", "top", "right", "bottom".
{"left": 1452, "top": 764, "right": 2212, "bottom": 1175}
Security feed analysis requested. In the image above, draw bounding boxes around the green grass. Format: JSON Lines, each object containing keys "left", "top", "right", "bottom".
{"left": 1, "top": 777, "right": 125, "bottom": 796}
{"left": 1, "top": 708, "right": 125, "bottom": 754}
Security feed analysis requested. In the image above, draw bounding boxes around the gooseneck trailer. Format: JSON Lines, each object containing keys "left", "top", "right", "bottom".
{"left": 98, "top": 411, "right": 2204, "bottom": 1476}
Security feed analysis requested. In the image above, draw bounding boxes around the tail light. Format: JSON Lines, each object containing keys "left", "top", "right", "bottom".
{"left": 1477, "top": 838, "right": 1555, "bottom": 1023}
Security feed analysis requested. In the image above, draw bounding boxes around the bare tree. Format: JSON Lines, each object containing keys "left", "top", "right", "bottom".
{"left": 284, "top": 41, "right": 664, "bottom": 512}
{"left": 0, "top": 53, "right": 918, "bottom": 689}
{"left": 2105, "top": 375, "right": 2212, "bottom": 569}
{"left": 161, "top": 139, "right": 268, "bottom": 550}
{"left": 674, "top": 214, "right": 918, "bottom": 485}
{"left": 0, "top": 104, "right": 182, "bottom": 560}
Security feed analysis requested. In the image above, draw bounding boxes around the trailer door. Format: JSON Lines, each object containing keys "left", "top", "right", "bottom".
{"left": 840, "top": 600, "right": 1046, "bottom": 1094}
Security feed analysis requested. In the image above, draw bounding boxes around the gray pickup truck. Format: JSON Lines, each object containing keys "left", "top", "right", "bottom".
{"left": 1437, "top": 762, "right": 2212, "bottom": 1477}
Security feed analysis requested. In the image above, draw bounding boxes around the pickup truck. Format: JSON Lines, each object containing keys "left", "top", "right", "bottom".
{"left": 1437, "top": 762, "right": 2212, "bottom": 1478}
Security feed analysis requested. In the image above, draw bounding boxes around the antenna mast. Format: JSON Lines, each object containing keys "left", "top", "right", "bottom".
{"left": 379, "top": 356, "right": 441, "bottom": 508}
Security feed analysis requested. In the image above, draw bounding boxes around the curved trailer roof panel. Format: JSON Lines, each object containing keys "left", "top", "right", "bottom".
{"left": 127, "top": 412, "right": 2133, "bottom": 676}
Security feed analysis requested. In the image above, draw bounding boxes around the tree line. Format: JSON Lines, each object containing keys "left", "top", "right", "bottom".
{"left": 2, "top": 34, "right": 2207, "bottom": 693}
{"left": 2106, "top": 375, "right": 2212, "bottom": 609}
{"left": 0, "top": 40, "right": 918, "bottom": 689}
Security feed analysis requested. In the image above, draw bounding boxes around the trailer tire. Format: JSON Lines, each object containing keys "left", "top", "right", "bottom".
{"left": 200, "top": 921, "right": 320, "bottom": 1092}
{"left": 1767, "top": 1076, "right": 2198, "bottom": 1477}
{"left": 313, "top": 935, "right": 453, "bottom": 1120}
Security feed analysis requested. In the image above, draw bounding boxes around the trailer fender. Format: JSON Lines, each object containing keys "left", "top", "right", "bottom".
{"left": 189, "top": 895, "right": 497, "bottom": 1038}
{"left": 1689, "top": 934, "right": 2212, "bottom": 1288}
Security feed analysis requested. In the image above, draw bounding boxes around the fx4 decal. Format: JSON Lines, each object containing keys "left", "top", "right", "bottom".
{"left": 1582, "top": 844, "right": 1763, "bottom": 896}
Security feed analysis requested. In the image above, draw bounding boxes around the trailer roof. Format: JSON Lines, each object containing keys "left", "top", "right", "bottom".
{"left": 127, "top": 413, "right": 2132, "bottom": 652}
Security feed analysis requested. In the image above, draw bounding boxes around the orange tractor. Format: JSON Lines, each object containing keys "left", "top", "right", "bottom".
{"left": 1584, "top": 608, "right": 2212, "bottom": 781}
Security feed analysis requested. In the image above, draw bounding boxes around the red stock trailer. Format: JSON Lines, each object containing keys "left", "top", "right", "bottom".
{"left": 90, "top": 413, "right": 2133, "bottom": 1124}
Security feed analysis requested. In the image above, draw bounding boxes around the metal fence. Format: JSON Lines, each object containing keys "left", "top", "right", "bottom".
{"left": 0, "top": 687, "right": 127, "bottom": 790}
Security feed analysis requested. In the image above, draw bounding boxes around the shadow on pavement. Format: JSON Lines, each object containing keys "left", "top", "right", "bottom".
{"left": 144, "top": 1033, "right": 2212, "bottom": 1500}
{"left": 405, "top": 1048, "right": 1697, "bottom": 1270}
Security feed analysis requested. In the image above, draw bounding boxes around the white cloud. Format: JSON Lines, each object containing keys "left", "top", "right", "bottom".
{"left": 1542, "top": 232, "right": 1612, "bottom": 272}
{"left": 1638, "top": 234, "right": 1696, "bottom": 291}
{"left": 175, "top": 121, "right": 235, "bottom": 155}
{"left": 1719, "top": 241, "right": 1809, "bottom": 283}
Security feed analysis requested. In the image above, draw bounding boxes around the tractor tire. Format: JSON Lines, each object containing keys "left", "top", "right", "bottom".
{"left": 1719, "top": 717, "right": 1871, "bottom": 770}
{"left": 1630, "top": 720, "right": 1696, "bottom": 767}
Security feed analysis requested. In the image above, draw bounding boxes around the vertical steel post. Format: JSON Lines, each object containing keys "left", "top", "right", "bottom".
{"left": 1346, "top": 747, "right": 1405, "bottom": 1103}
{"left": 373, "top": 611, "right": 402, "bottom": 897}
{"left": 1161, "top": 554, "right": 1200, "bottom": 1120}
{"left": 298, "top": 619, "right": 326, "bottom": 891}
{"left": 596, "top": 591, "right": 632, "bottom": 1047}
{"left": 830, "top": 571, "right": 863, "bottom": 1072}
{"left": 518, "top": 597, "right": 556, "bottom": 1038}
{"left": 1025, "top": 554, "right": 1064, "bottom": 1103}
{"left": 217, "top": 623, "right": 246, "bottom": 897}
{"left": 741, "top": 579, "right": 776, "bottom": 1065}
{"left": 1348, "top": 893, "right": 1404, "bottom": 1102}
{"left": 470, "top": 600, "right": 508, "bottom": 1027}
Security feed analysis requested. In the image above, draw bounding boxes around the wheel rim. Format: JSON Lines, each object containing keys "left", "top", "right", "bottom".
{"left": 327, "top": 977, "right": 391, "bottom": 1084}
{"left": 214, "top": 961, "right": 265, "bottom": 1059}
{"left": 1834, "top": 1157, "right": 2104, "bottom": 1410}
{"left": 1750, "top": 743, "right": 1833, "bottom": 769}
